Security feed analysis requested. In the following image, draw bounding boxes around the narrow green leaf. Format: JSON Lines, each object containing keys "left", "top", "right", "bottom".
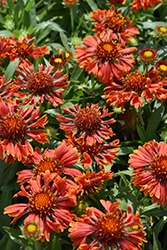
{"left": 51, "top": 236, "right": 61, "bottom": 250}
{"left": 153, "top": 216, "right": 167, "bottom": 237}
{"left": 153, "top": 233, "right": 162, "bottom": 250}
{"left": 85, "top": 0, "right": 98, "bottom": 10}
{"left": 136, "top": 124, "right": 145, "bottom": 143}
{"left": 24, "top": 0, "right": 35, "bottom": 11}
{"left": 60, "top": 32, "right": 70, "bottom": 50}
{"left": 5, "top": 58, "right": 19, "bottom": 81}
{"left": 7, "top": 0, "right": 15, "bottom": 11}
{"left": 0, "top": 13, "right": 5, "bottom": 24}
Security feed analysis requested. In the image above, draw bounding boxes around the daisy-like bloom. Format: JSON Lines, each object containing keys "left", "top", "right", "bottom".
{"left": 129, "top": 140, "right": 167, "bottom": 207}
{"left": 17, "top": 141, "right": 81, "bottom": 185}
{"left": 90, "top": 6, "right": 139, "bottom": 44}
{"left": 130, "top": 0, "right": 162, "bottom": 13}
{"left": 155, "top": 26, "right": 167, "bottom": 37}
{"left": 108, "top": 0, "right": 127, "bottom": 4}
{"left": 156, "top": 60, "right": 167, "bottom": 76}
{"left": 14, "top": 59, "right": 69, "bottom": 107}
{"left": 0, "top": 36, "right": 12, "bottom": 62}
{"left": 4, "top": 171, "right": 77, "bottom": 242}
{"left": 75, "top": 31, "right": 137, "bottom": 83}
{"left": 0, "top": 97, "right": 49, "bottom": 163}
{"left": 56, "top": 103, "right": 115, "bottom": 145}
{"left": 138, "top": 47, "right": 158, "bottom": 64}
{"left": 104, "top": 66, "right": 167, "bottom": 110}
{"left": 64, "top": 0, "right": 78, "bottom": 5}
{"left": 74, "top": 170, "right": 113, "bottom": 197}
{"left": 69, "top": 199, "right": 147, "bottom": 250}
{"left": 64, "top": 131, "right": 120, "bottom": 169}
{"left": 50, "top": 54, "right": 67, "bottom": 68}
{"left": 9, "top": 33, "right": 50, "bottom": 62}
{"left": 22, "top": 220, "right": 42, "bottom": 238}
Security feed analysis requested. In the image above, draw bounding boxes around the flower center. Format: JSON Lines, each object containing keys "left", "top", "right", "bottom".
{"left": 33, "top": 156, "right": 64, "bottom": 176}
{"left": 29, "top": 189, "right": 55, "bottom": 216}
{"left": 14, "top": 43, "right": 34, "bottom": 57}
{"left": 159, "top": 26, "right": 167, "bottom": 33}
{"left": 0, "top": 114, "right": 27, "bottom": 142}
{"left": 122, "top": 72, "right": 147, "bottom": 92}
{"left": 151, "top": 154, "right": 167, "bottom": 181}
{"left": 159, "top": 64, "right": 167, "bottom": 71}
{"left": 79, "top": 141, "right": 103, "bottom": 156}
{"left": 27, "top": 72, "right": 53, "bottom": 95}
{"left": 104, "top": 13, "right": 126, "bottom": 33}
{"left": 143, "top": 51, "right": 153, "bottom": 58}
{"left": 27, "top": 224, "right": 37, "bottom": 233}
{"left": 94, "top": 211, "right": 124, "bottom": 246}
{"left": 54, "top": 58, "right": 63, "bottom": 63}
{"left": 96, "top": 42, "right": 121, "bottom": 62}
{"left": 74, "top": 107, "right": 101, "bottom": 135}
{"left": 23, "top": 221, "right": 40, "bottom": 237}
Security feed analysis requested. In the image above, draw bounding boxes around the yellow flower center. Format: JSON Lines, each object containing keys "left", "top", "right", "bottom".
{"left": 23, "top": 222, "right": 39, "bottom": 237}
{"left": 96, "top": 42, "right": 121, "bottom": 62}
{"left": 94, "top": 211, "right": 124, "bottom": 246}
{"left": 54, "top": 58, "right": 63, "bottom": 63}
{"left": 27, "top": 71, "right": 53, "bottom": 95}
{"left": 143, "top": 51, "right": 153, "bottom": 58}
{"left": 159, "top": 26, "right": 167, "bottom": 33}
{"left": 74, "top": 107, "right": 101, "bottom": 135}
{"left": 65, "top": 52, "right": 70, "bottom": 58}
{"left": 151, "top": 154, "right": 167, "bottom": 181}
{"left": 159, "top": 64, "right": 167, "bottom": 71}
{"left": 27, "top": 224, "right": 37, "bottom": 233}
{"left": 34, "top": 156, "right": 64, "bottom": 176}
{"left": 0, "top": 114, "right": 27, "bottom": 142}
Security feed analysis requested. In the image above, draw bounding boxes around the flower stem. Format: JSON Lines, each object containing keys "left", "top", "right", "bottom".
{"left": 70, "top": 7, "right": 74, "bottom": 33}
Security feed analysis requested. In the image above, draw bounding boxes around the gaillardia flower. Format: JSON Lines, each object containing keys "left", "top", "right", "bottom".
{"left": 130, "top": 0, "right": 162, "bottom": 13}
{"left": 56, "top": 103, "right": 115, "bottom": 145}
{"left": 75, "top": 31, "right": 137, "bottom": 83}
{"left": 22, "top": 220, "right": 42, "bottom": 239}
{"left": 64, "top": 131, "right": 120, "bottom": 169}
{"left": 50, "top": 54, "right": 67, "bottom": 68}
{"left": 64, "top": 0, "right": 78, "bottom": 5}
{"left": 0, "top": 98, "right": 48, "bottom": 163}
{"left": 108, "top": 0, "right": 127, "bottom": 4}
{"left": 129, "top": 140, "right": 167, "bottom": 207}
{"left": 138, "top": 47, "right": 158, "bottom": 64}
{"left": 14, "top": 59, "right": 69, "bottom": 107}
{"left": 155, "top": 26, "right": 167, "bottom": 37}
{"left": 156, "top": 60, "right": 167, "bottom": 76}
{"left": 0, "top": 36, "right": 12, "bottom": 61}
{"left": 4, "top": 171, "right": 76, "bottom": 242}
{"left": 104, "top": 66, "right": 167, "bottom": 110}
{"left": 91, "top": 5, "right": 139, "bottom": 44}
{"left": 69, "top": 200, "right": 146, "bottom": 249}
{"left": 17, "top": 141, "right": 81, "bottom": 184}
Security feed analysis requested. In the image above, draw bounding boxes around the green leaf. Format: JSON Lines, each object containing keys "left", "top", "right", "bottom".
{"left": 136, "top": 124, "right": 145, "bottom": 143}
{"left": 117, "top": 146, "right": 136, "bottom": 156}
{"left": 0, "top": 30, "right": 13, "bottom": 37}
{"left": 0, "top": 191, "right": 13, "bottom": 234}
{"left": 34, "top": 21, "right": 64, "bottom": 33}
{"left": 24, "top": 0, "right": 35, "bottom": 12}
{"left": 142, "top": 204, "right": 167, "bottom": 216}
{"left": 7, "top": 0, "right": 15, "bottom": 11}
{"left": 153, "top": 216, "right": 167, "bottom": 237}
{"left": 0, "top": 14, "right": 5, "bottom": 24}
{"left": 153, "top": 233, "right": 162, "bottom": 250}
{"left": 5, "top": 58, "right": 19, "bottom": 81}
{"left": 85, "top": 0, "right": 98, "bottom": 11}
{"left": 60, "top": 32, "right": 70, "bottom": 50}
{"left": 51, "top": 236, "right": 61, "bottom": 250}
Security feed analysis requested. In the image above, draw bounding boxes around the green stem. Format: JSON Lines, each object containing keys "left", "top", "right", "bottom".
{"left": 145, "top": 36, "right": 152, "bottom": 47}
{"left": 138, "top": 106, "right": 145, "bottom": 132}
{"left": 154, "top": 38, "right": 161, "bottom": 48}
{"left": 70, "top": 7, "right": 74, "bottom": 33}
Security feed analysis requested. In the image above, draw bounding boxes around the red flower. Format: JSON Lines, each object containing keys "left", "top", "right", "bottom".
{"left": 74, "top": 170, "right": 113, "bottom": 197}
{"left": 14, "top": 59, "right": 69, "bottom": 107}
{"left": 56, "top": 103, "right": 115, "bottom": 145}
{"left": 130, "top": 0, "right": 162, "bottom": 13}
{"left": 4, "top": 171, "right": 76, "bottom": 242}
{"left": 91, "top": 5, "right": 139, "bottom": 44}
{"left": 156, "top": 60, "right": 167, "bottom": 76}
{"left": 75, "top": 31, "right": 137, "bottom": 83}
{"left": 9, "top": 33, "right": 50, "bottom": 62}
{"left": 69, "top": 200, "right": 146, "bottom": 249}
{"left": 17, "top": 141, "right": 81, "bottom": 184}
{"left": 64, "top": 131, "right": 120, "bottom": 169}
{"left": 138, "top": 47, "right": 158, "bottom": 63}
{"left": 0, "top": 98, "right": 49, "bottom": 163}
{"left": 129, "top": 140, "right": 167, "bottom": 207}
{"left": 0, "top": 75, "right": 18, "bottom": 100}
{"left": 108, "top": 0, "right": 127, "bottom": 4}
{"left": 0, "top": 36, "right": 12, "bottom": 60}
{"left": 50, "top": 54, "right": 67, "bottom": 68}
{"left": 64, "top": 0, "right": 78, "bottom": 5}
{"left": 104, "top": 67, "right": 167, "bottom": 110}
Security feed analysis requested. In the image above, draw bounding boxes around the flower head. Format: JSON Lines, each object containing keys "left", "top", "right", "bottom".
{"left": 129, "top": 140, "right": 167, "bottom": 207}
{"left": 91, "top": 6, "right": 139, "bottom": 44}
{"left": 138, "top": 47, "right": 158, "bottom": 64}
{"left": 0, "top": 98, "right": 48, "bottom": 163}
{"left": 50, "top": 54, "right": 67, "bottom": 68}
{"left": 0, "top": 36, "right": 12, "bottom": 61}
{"left": 75, "top": 31, "right": 137, "bottom": 83}
{"left": 130, "top": 0, "right": 162, "bottom": 13}
{"left": 156, "top": 60, "right": 167, "bottom": 76}
{"left": 108, "top": 0, "right": 127, "bottom": 4}
{"left": 156, "top": 26, "right": 167, "bottom": 37}
{"left": 69, "top": 200, "right": 146, "bottom": 249}
{"left": 104, "top": 66, "right": 167, "bottom": 110}
{"left": 17, "top": 142, "right": 81, "bottom": 184}
{"left": 57, "top": 103, "right": 115, "bottom": 145}
{"left": 64, "top": 0, "right": 78, "bottom": 5}
{"left": 14, "top": 59, "right": 69, "bottom": 107}
{"left": 4, "top": 171, "right": 76, "bottom": 241}
{"left": 22, "top": 220, "right": 42, "bottom": 239}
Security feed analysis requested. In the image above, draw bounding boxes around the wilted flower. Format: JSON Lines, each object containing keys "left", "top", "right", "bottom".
{"left": 130, "top": 0, "right": 162, "bottom": 13}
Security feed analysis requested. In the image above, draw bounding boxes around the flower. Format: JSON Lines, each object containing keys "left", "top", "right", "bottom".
{"left": 0, "top": 75, "right": 18, "bottom": 100}
{"left": 69, "top": 200, "right": 146, "bottom": 249}
{"left": 129, "top": 140, "right": 167, "bottom": 207}
{"left": 138, "top": 47, "right": 158, "bottom": 64}
{"left": 0, "top": 98, "right": 49, "bottom": 163}
{"left": 90, "top": 5, "right": 139, "bottom": 44}
{"left": 0, "top": 36, "right": 12, "bottom": 62}
{"left": 64, "top": 131, "right": 120, "bottom": 169}
{"left": 56, "top": 103, "right": 115, "bottom": 145}
{"left": 104, "top": 66, "right": 167, "bottom": 110}
{"left": 22, "top": 220, "right": 42, "bottom": 238}
{"left": 17, "top": 141, "right": 81, "bottom": 184}
{"left": 74, "top": 170, "right": 113, "bottom": 197}
{"left": 130, "top": 0, "right": 162, "bottom": 13}
{"left": 14, "top": 59, "right": 69, "bottom": 107}
{"left": 50, "top": 54, "right": 67, "bottom": 68}
{"left": 155, "top": 26, "right": 167, "bottom": 36}
{"left": 108, "top": 0, "right": 127, "bottom": 4}
{"left": 4, "top": 171, "right": 76, "bottom": 241}
{"left": 156, "top": 60, "right": 167, "bottom": 76}
{"left": 64, "top": 0, "right": 78, "bottom": 5}
{"left": 75, "top": 31, "right": 137, "bottom": 83}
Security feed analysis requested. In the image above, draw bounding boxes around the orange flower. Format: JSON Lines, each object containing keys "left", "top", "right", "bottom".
{"left": 155, "top": 26, "right": 167, "bottom": 37}
{"left": 4, "top": 171, "right": 76, "bottom": 242}
{"left": 0, "top": 98, "right": 48, "bottom": 163}
{"left": 91, "top": 5, "right": 139, "bottom": 44}
{"left": 64, "top": 131, "right": 120, "bottom": 169}
{"left": 0, "top": 75, "right": 18, "bottom": 100}
{"left": 129, "top": 140, "right": 167, "bottom": 207}
{"left": 17, "top": 141, "right": 81, "bottom": 184}
{"left": 108, "top": 0, "right": 127, "bottom": 4}
{"left": 69, "top": 200, "right": 146, "bottom": 249}
{"left": 138, "top": 47, "right": 158, "bottom": 63}
{"left": 156, "top": 60, "right": 167, "bottom": 76}
{"left": 14, "top": 59, "right": 69, "bottom": 107}
{"left": 75, "top": 31, "right": 137, "bottom": 83}
{"left": 0, "top": 36, "right": 12, "bottom": 60}
{"left": 9, "top": 33, "right": 50, "bottom": 63}
{"left": 130, "top": 0, "right": 162, "bottom": 13}
{"left": 104, "top": 67, "right": 167, "bottom": 110}
{"left": 74, "top": 170, "right": 113, "bottom": 197}
{"left": 56, "top": 103, "right": 115, "bottom": 145}
{"left": 64, "top": 0, "right": 77, "bottom": 5}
